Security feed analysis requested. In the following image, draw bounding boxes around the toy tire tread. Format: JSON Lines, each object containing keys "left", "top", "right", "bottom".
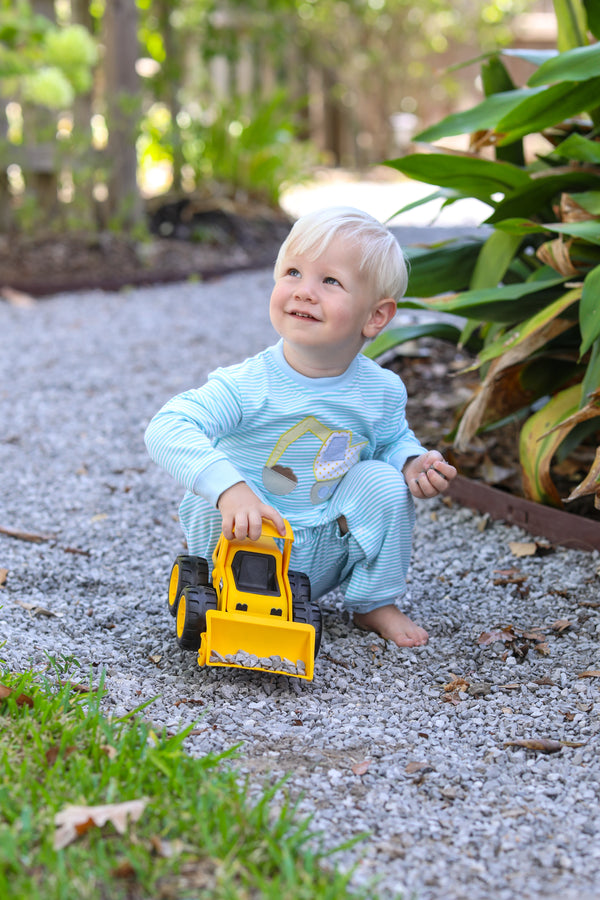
{"left": 289, "top": 569, "right": 322, "bottom": 657}
{"left": 176, "top": 585, "right": 218, "bottom": 651}
{"left": 168, "top": 555, "right": 210, "bottom": 617}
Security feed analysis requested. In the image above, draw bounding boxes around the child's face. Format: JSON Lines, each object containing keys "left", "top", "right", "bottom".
{"left": 270, "top": 236, "right": 394, "bottom": 376}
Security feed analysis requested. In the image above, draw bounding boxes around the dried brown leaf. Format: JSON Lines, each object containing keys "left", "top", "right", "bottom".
{"left": 536, "top": 237, "right": 578, "bottom": 276}
{"left": 0, "top": 524, "right": 55, "bottom": 543}
{"left": 565, "top": 445, "right": 600, "bottom": 508}
{"left": 45, "top": 745, "right": 77, "bottom": 767}
{"left": 54, "top": 799, "right": 147, "bottom": 850}
{"left": 578, "top": 670, "right": 600, "bottom": 679}
{"left": 504, "top": 738, "right": 563, "bottom": 754}
{"left": 351, "top": 760, "right": 371, "bottom": 776}
{"left": 0, "top": 682, "right": 34, "bottom": 708}
{"left": 493, "top": 568, "right": 528, "bottom": 585}
{"left": 551, "top": 619, "right": 572, "bottom": 634}
{"left": 405, "top": 761, "right": 432, "bottom": 775}
{"left": 0, "top": 286, "right": 37, "bottom": 307}
{"left": 0, "top": 568, "right": 7, "bottom": 587}
{"left": 509, "top": 541, "right": 538, "bottom": 557}
{"left": 443, "top": 674, "right": 470, "bottom": 692}
{"left": 14, "top": 599, "right": 60, "bottom": 618}
{"left": 478, "top": 628, "right": 515, "bottom": 646}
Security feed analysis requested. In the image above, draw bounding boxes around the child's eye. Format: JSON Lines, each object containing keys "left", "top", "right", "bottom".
{"left": 324, "top": 276, "right": 341, "bottom": 286}
{"left": 286, "top": 267, "right": 301, "bottom": 277}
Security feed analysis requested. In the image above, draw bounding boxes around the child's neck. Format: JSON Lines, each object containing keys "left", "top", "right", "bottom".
{"left": 282, "top": 342, "right": 356, "bottom": 378}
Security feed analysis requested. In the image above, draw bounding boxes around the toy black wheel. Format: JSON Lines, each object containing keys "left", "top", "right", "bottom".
{"left": 176, "top": 585, "right": 218, "bottom": 651}
{"left": 168, "top": 555, "right": 209, "bottom": 617}
{"left": 289, "top": 569, "right": 322, "bottom": 658}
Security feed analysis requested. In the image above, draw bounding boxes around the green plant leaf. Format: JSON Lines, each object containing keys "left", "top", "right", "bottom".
{"left": 496, "top": 77, "right": 600, "bottom": 144}
{"left": 414, "top": 88, "right": 544, "bottom": 143}
{"left": 580, "top": 264, "right": 600, "bottom": 356}
{"left": 476, "top": 287, "right": 581, "bottom": 367}
{"left": 386, "top": 153, "right": 530, "bottom": 203}
{"left": 385, "top": 187, "right": 457, "bottom": 220}
{"left": 501, "top": 49, "right": 559, "bottom": 67}
{"left": 404, "top": 239, "right": 484, "bottom": 296}
{"left": 584, "top": 0, "right": 600, "bottom": 40}
{"left": 549, "top": 133, "right": 600, "bottom": 164}
{"left": 364, "top": 323, "right": 462, "bottom": 359}
{"left": 581, "top": 338, "right": 600, "bottom": 404}
{"left": 543, "top": 221, "right": 600, "bottom": 245}
{"left": 529, "top": 42, "right": 600, "bottom": 87}
{"left": 519, "top": 382, "right": 583, "bottom": 505}
{"left": 570, "top": 192, "right": 600, "bottom": 215}
{"left": 469, "top": 229, "right": 523, "bottom": 289}
{"left": 487, "top": 171, "right": 600, "bottom": 223}
{"left": 493, "top": 218, "right": 547, "bottom": 235}
{"left": 553, "top": 0, "right": 591, "bottom": 51}
{"left": 422, "top": 274, "right": 569, "bottom": 322}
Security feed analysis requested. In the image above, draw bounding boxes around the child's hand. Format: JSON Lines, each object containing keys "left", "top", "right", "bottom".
{"left": 403, "top": 451, "right": 457, "bottom": 499}
{"left": 217, "top": 481, "right": 286, "bottom": 541}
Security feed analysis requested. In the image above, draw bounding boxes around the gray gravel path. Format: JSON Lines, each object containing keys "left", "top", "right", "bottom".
{"left": 2, "top": 270, "right": 600, "bottom": 900}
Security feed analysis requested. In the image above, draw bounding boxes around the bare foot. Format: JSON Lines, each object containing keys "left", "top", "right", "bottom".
{"left": 354, "top": 605, "right": 429, "bottom": 648}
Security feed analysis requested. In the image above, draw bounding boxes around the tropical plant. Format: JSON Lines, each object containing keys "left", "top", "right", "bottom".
{"left": 370, "top": 0, "right": 600, "bottom": 512}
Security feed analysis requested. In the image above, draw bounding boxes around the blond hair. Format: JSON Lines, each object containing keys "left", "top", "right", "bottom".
{"left": 274, "top": 206, "right": 408, "bottom": 301}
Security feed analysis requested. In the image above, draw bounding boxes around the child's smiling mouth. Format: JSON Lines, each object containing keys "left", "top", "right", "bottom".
{"left": 290, "top": 310, "right": 318, "bottom": 320}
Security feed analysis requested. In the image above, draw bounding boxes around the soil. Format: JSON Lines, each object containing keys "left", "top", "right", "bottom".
{"left": 1, "top": 197, "right": 598, "bottom": 525}
{"left": 0, "top": 196, "right": 293, "bottom": 296}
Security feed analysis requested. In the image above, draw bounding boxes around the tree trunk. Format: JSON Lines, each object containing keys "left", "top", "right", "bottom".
{"left": 103, "top": 0, "right": 144, "bottom": 229}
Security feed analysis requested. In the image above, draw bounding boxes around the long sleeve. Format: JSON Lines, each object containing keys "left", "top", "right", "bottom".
{"left": 144, "top": 377, "right": 247, "bottom": 508}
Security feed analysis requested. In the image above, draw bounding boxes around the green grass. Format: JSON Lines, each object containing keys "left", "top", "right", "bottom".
{"left": 0, "top": 658, "right": 373, "bottom": 900}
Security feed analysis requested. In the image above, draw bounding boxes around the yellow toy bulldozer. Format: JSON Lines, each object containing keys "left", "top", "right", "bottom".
{"left": 167, "top": 519, "right": 322, "bottom": 680}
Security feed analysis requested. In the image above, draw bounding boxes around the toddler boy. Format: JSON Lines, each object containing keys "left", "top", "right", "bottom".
{"left": 145, "top": 207, "right": 456, "bottom": 647}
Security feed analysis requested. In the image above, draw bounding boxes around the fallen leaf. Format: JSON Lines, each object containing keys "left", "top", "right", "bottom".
{"left": 0, "top": 525, "right": 56, "bottom": 543}
{"left": 100, "top": 744, "right": 118, "bottom": 760}
{"left": 60, "top": 680, "right": 91, "bottom": 695}
{"left": 148, "top": 655, "right": 162, "bottom": 665}
{"left": 578, "top": 670, "right": 600, "bottom": 679}
{"left": 45, "top": 745, "right": 77, "bottom": 767}
{"left": 0, "top": 568, "right": 7, "bottom": 587}
{"left": 509, "top": 541, "right": 538, "bottom": 557}
{"left": 0, "top": 682, "right": 34, "bottom": 708}
{"left": 14, "top": 599, "right": 60, "bottom": 618}
{"left": 112, "top": 860, "right": 136, "bottom": 879}
{"left": 493, "top": 568, "right": 528, "bottom": 586}
{"left": 54, "top": 799, "right": 147, "bottom": 850}
{"left": 551, "top": 619, "right": 572, "bottom": 634}
{"left": 443, "top": 674, "right": 470, "bottom": 692}
{"left": 534, "top": 642, "right": 550, "bottom": 656}
{"left": 351, "top": 760, "right": 371, "bottom": 776}
{"left": 478, "top": 627, "right": 515, "bottom": 646}
{"left": 504, "top": 739, "right": 563, "bottom": 754}
{"left": 405, "top": 760, "right": 431, "bottom": 775}
{"left": 0, "top": 285, "right": 36, "bottom": 307}
{"left": 150, "top": 835, "right": 185, "bottom": 858}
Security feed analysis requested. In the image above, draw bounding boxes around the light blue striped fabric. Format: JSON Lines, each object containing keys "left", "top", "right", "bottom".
{"left": 145, "top": 340, "right": 427, "bottom": 611}
{"left": 145, "top": 340, "right": 427, "bottom": 524}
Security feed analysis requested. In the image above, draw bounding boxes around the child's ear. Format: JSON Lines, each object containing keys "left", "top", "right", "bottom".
{"left": 362, "top": 298, "right": 397, "bottom": 338}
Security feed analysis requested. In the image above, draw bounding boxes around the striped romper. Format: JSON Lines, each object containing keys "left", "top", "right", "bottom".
{"left": 145, "top": 340, "right": 427, "bottom": 614}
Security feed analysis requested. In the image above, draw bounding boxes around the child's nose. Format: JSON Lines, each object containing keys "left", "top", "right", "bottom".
{"left": 294, "top": 278, "right": 317, "bottom": 301}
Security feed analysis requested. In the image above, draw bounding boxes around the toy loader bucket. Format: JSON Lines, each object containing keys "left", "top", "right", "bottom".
{"left": 198, "top": 610, "right": 315, "bottom": 680}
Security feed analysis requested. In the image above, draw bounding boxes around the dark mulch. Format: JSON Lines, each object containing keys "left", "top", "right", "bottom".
{"left": 0, "top": 198, "right": 293, "bottom": 296}
{"left": 386, "top": 340, "right": 600, "bottom": 525}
